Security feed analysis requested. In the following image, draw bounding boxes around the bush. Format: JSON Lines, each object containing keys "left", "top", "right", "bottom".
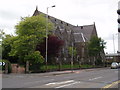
{"left": 95, "top": 59, "right": 103, "bottom": 66}
{"left": 29, "top": 62, "right": 42, "bottom": 72}
{"left": 0, "top": 59, "right": 12, "bottom": 73}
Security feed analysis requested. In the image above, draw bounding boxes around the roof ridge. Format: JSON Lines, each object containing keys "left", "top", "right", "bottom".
{"left": 33, "top": 7, "right": 95, "bottom": 29}
{"left": 78, "top": 24, "right": 94, "bottom": 27}
{"left": 38, "top": 11, "right": 74, "bottom": 26}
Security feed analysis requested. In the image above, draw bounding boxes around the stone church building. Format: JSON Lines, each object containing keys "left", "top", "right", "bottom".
{"left": 33, "top": 7, "right": 105, "bottom": 65}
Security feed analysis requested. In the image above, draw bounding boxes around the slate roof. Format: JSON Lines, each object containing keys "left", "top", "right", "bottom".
{"left": 72, "top": 25, "right": 96, "bottom": 42}
{"left": 33, "top": 8, "right": 97, "bottom": 43}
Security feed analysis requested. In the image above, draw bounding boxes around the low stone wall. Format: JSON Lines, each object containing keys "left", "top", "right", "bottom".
{"left": 11, "top": 64, "right": 25, "bottom": 73}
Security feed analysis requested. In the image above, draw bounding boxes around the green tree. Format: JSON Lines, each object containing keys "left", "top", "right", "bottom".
{"left": 0, "top": 30, "right": 3, "bottom": 59}
{"left": 2, "top": 32, "right": 18, "bottom": 62}
{"left": 88, "top": 36, "right": 106, "bottom": 65}
{"left": 68, "top": 47, "right": 77, "bottom": 57}
{"left": 0, "top": 44, "right": 1, "bottom": 59}
{"left": 68, "top": 46, "right": 77, "bottom": 71}
{"left": 10, "top": 14, "right": 54, "bottom": 65}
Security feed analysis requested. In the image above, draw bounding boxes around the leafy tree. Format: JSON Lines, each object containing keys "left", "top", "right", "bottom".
{"left": 24, "top": 51, "right": 44, "bottom": 71}
{"left": 0, "top": 30, "right": 3, "bottom": 59}
{"left": 88, "top": 36, "right": 106, "bottom": 65}
{"left": 15, "top": 15, "right": 53, "bottom": 38}
{"left": 10, "top": 15, "right": 54, "bottom": 64}
{"left": 68, "top": 46, "right": 77, "bottom": 57}
{"left": 0, "top": 29, "right": 5, "bottom": 39}
{"left": 0, "top": 44, "right": 1, "bottom": 59}
{"left": 36, "top": 35, "right": 64, "bottom": 64}
{"left": 24, "top": 51, "right": 44, "bottom": 64}
{"left": 68, "top": 46, "right": 77, "bottom": 70}
{"left": 10, "top": 35, "right": 37, "bottom": 63}
{"left": 47, "top": 35, "right": 64, "bottom": 58}
{"left": 2, "top": 33, "right": 18, "bottom": 63}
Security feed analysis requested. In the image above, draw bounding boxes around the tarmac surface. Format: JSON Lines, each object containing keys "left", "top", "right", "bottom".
{"left": 1, "top": 67, "right": 120, "bottom": 89}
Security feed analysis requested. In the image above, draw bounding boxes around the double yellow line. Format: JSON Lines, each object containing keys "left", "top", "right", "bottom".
{"left": 101, "top": 80, "right": 120, "bottom": 89}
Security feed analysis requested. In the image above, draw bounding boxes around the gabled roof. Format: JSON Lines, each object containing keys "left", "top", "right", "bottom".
{"left": 73, "top": 33, "right": 83, "bottom": 42}
{"left": 32, "top": 7, "right": 98, "bottom": 43}
{"left": 33, "top": 6, "right": 41, "bottom": 16}
{"left": 72, "top": 24, "right": 97, "bottom": 42}
{"left": 32, "top": 8, "right": 74, "bottom": 27}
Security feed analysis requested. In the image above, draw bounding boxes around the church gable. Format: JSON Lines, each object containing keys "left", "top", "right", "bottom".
{"left": 33, "top": 6, "right": 41, "bottom": 16}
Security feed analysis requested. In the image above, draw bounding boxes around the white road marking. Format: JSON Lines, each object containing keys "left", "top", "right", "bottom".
{"left": 89, "top": 76, "right": 102, "bottom": 81}
{"left": 46, "top": 80, "right": 74, "bottom": 85}
{"left": 55, "top": 81, "right": 81, "bottom": 88}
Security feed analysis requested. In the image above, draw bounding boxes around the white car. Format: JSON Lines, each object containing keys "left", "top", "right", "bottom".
{"left": 111, "top": 62, "right": 119, "bottom": 69}
{"left": 118, "top": 63, "right": 120, "bottom": 68}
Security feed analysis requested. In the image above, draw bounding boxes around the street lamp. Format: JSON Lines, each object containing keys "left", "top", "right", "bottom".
{"left": 46, "top": 5, "right": 55, "bottom": 72}
{"left": 113, "top": 34, "right": 115, "bottom": 54}
{"left": 71, "top": 42, "right": 74, "bottom": 72}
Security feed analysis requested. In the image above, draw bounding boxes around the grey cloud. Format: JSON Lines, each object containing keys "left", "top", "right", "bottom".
{"left": 0, "top": 10, "right": 20, "bottom": 20}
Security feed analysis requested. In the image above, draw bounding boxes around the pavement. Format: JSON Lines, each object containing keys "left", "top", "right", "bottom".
{"left": 2, "top": 69, "right": 76, "bottom": 78}
{"left": 2, "top": 67, "right": 110, "bottom": 77}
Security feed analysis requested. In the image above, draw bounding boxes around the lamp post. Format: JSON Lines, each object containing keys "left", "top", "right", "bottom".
{"left": 113, "top": 33, "right": 118, "bottom": 62}
{"left": 113, "top": 34, "right": 115, "bottom": 54}
{"left": 71, "top": 42, "right": 74, "bottom": 72}
{"left": 46, "top": 5, "right": 55, "bottom": 72}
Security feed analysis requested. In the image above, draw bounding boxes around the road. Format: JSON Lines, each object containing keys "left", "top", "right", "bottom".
{"left": 2, "top": 68, "right": 120, "bottom": 89}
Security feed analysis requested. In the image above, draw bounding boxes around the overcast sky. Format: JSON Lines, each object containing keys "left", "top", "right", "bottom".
{"left": 0, "top": 0, "right": 119, "bottom": 53}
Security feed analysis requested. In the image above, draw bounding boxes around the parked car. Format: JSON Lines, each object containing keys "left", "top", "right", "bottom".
{"left": 118, "top": 63, "right": 120, "bottom": 68}
{"left": 111, "top": 62, "right": 119, "bottom": 69}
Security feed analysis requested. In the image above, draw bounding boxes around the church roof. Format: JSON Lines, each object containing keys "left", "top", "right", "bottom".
{"left": 33, "top": 6, "right": 41, "bottom": 16}
{"left": 72, "top": 25, "right": 96, "bottom": 42}
{"left": 32, "top": 7, "right": 98, "bottom": 43}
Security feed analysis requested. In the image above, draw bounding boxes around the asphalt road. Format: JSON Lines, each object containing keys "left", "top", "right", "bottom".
{"left": 1, "top": 68, "right": 119, "bottom": 89}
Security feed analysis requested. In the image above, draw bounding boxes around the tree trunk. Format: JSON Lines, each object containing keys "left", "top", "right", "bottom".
{"left": 93, "top": 57, "right": 96, "bottom": 67}
{"left": 26, "top": 61, "right": 29, "bottom": 73}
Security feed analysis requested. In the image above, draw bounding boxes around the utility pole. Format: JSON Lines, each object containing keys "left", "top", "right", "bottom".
{"left": 71, "top": 42, "right": 74, "bottom": 72}
{"left": 113, "top": 34, "right": 115, "bottom": 54}
{"left": 45, "top": 5, "right": 55, "bottom": 72}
